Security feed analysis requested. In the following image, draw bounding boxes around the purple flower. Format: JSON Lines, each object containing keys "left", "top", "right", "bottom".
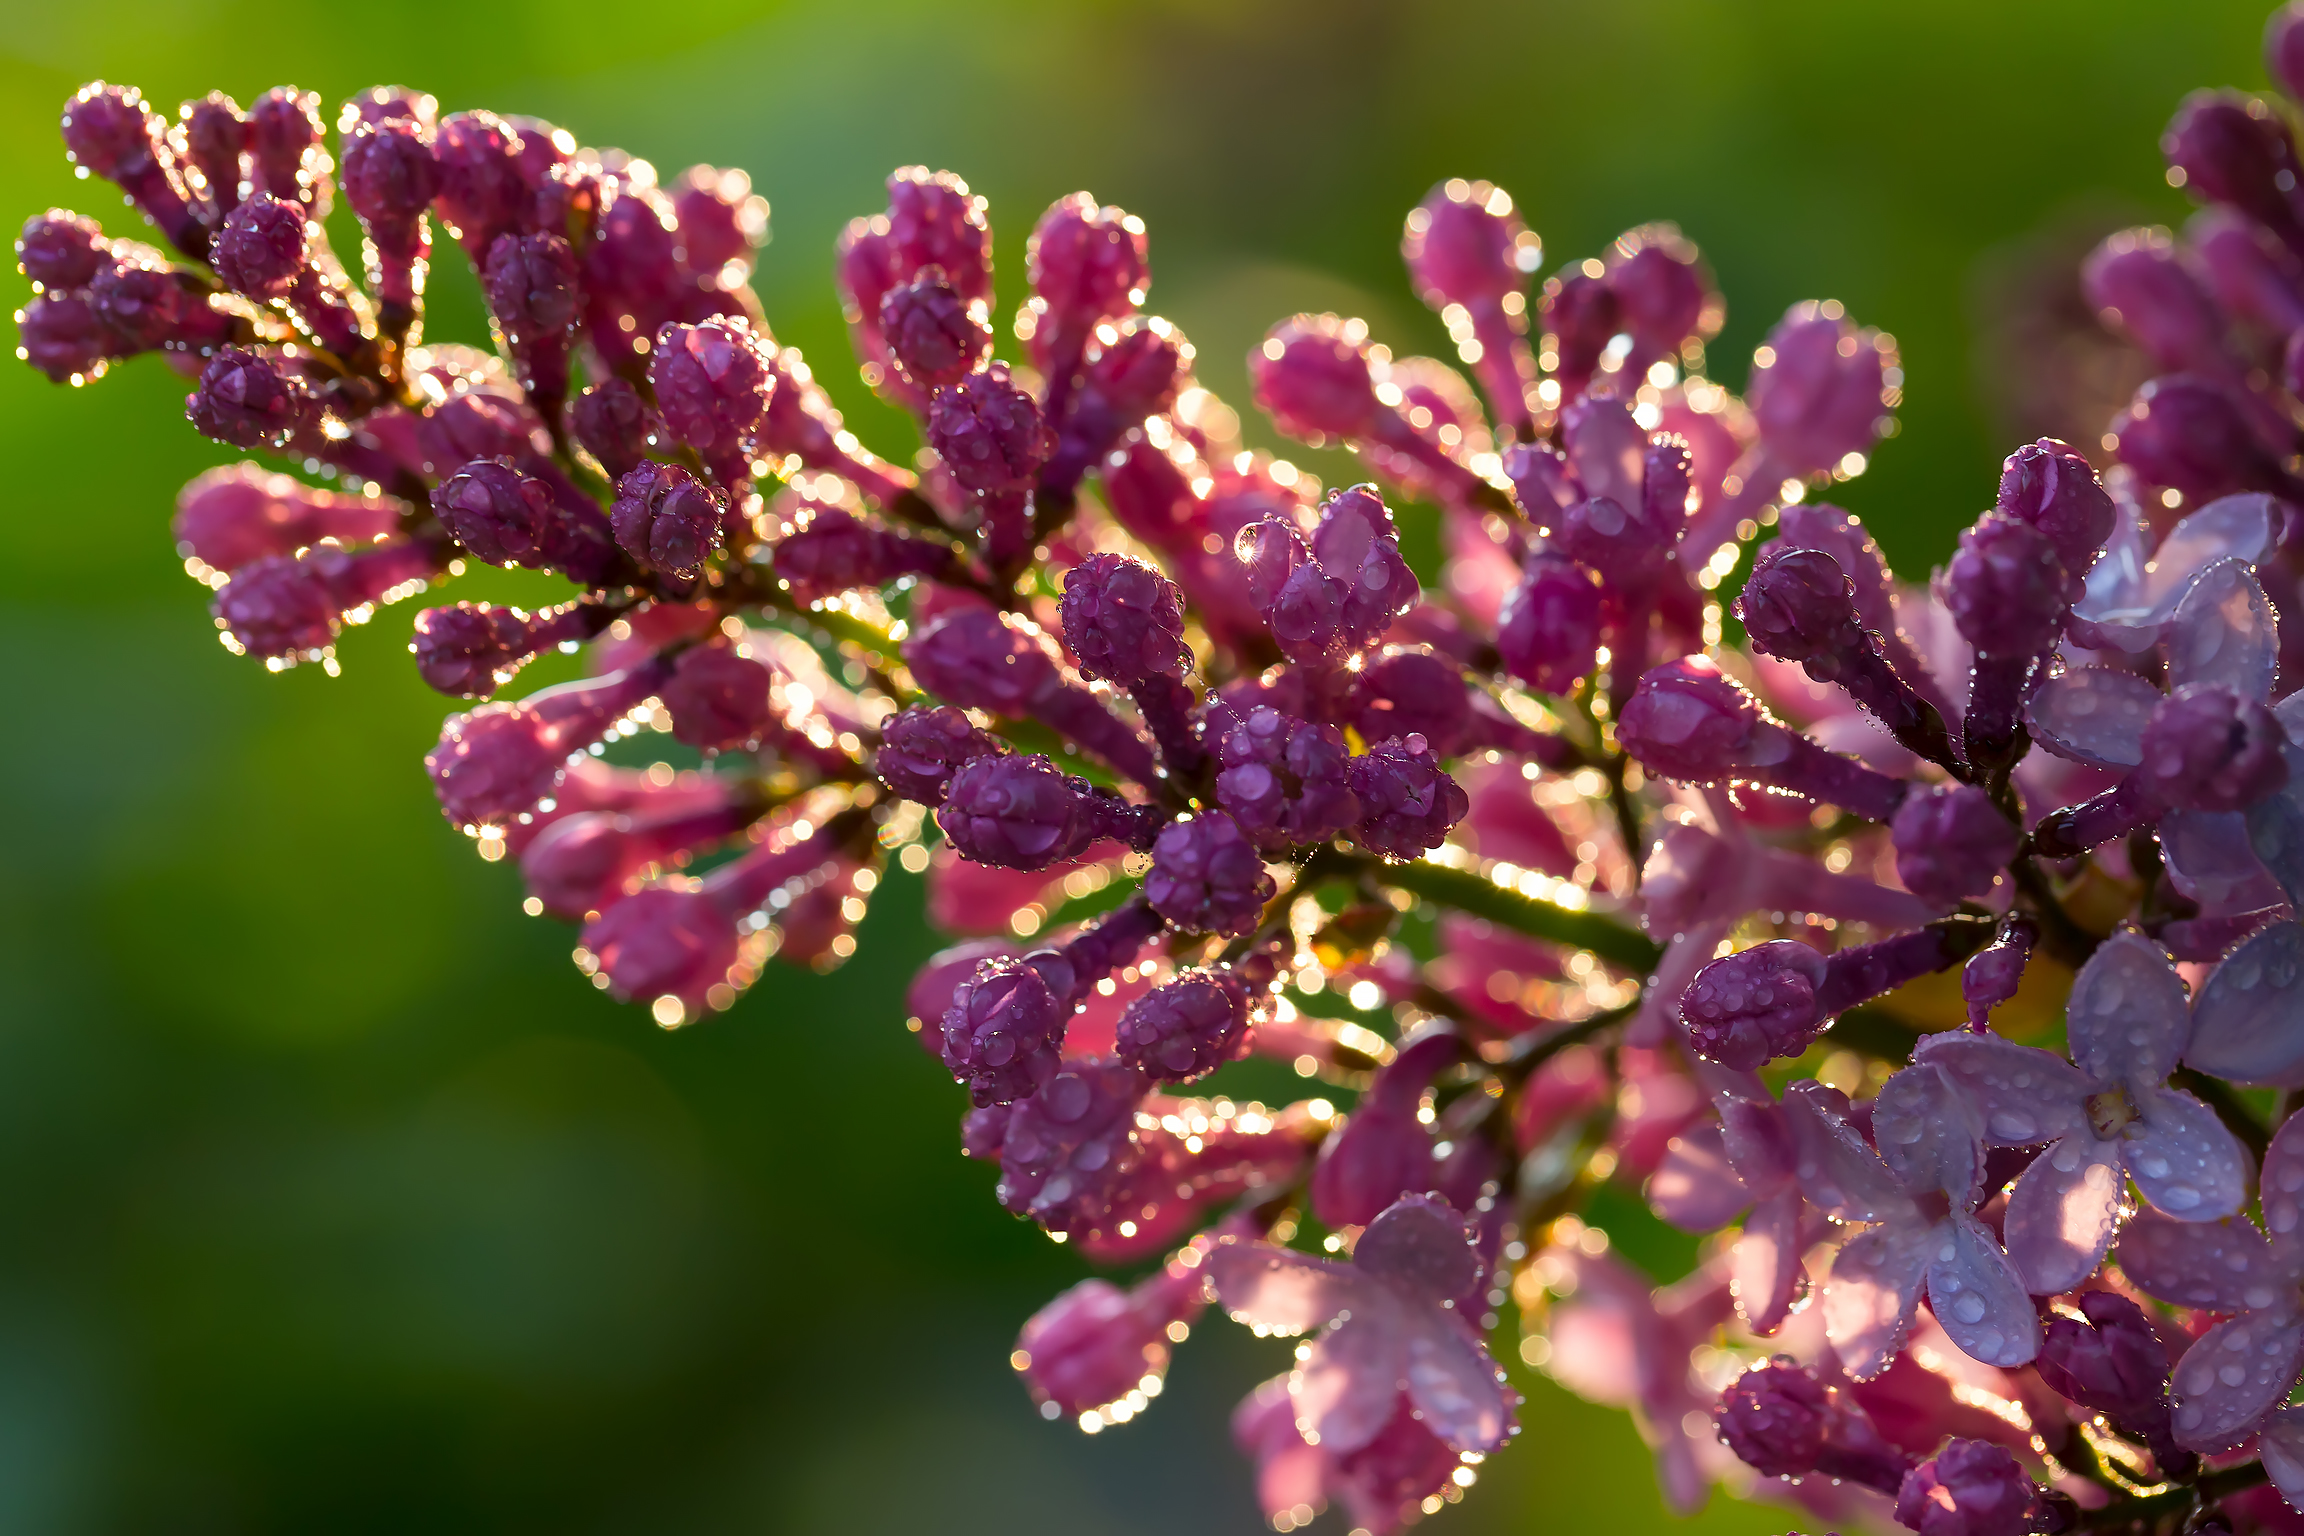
{"left": 1619, "top": 656, "right": 1909, "bottom": 822}
{"left": 568, "top": 380, "right": 658, "bottom": 479}
{"left": 875, "top": 704, "right": 1005, "bottom": 806}
{"left": 1143, "top": 811, "right": 1273, "bottom": 937}
{"left": 649, "top": 315, "right": 775, "bottom": 472}
{"left": 942, "top": 955, "right": 1068, "bottom": 1106}
{"left": 1309, "top": 1030, "right": 1462, "bottom": 1227}
{"left": 1208, "top": 1195, "right": 1514, "bottom": 1458}
{"left": 2037, "top": 1291, "right": 2185, "bottom": 1469}
{"left": 1713, "top": 1357, "right": 1912, "bottom": 1492}
{"left": 1678, "top": 940, "right": 1830, "bottom": 1070}
{"left": 878, "top": 266, "right": 990, "bottom": 391}
{"left": 432, "top": 458, "right": 554, "bottom": 568}
{"left": 1745, "top": 300, "right": 1897, "bottom": 478}
{"left": 609, "top": 461, "right": 725, "bottom": 579}
{"left": 1401, "top": 179, "right": 1539, "bottom": 434}
{"left": 1494, "top": 553, "right": 1603, "bottom": 693}
{"left": 1214, "top": 706, "right": 1360, "bottom": 851}
{"left": 17, "top": 208, "right": 111, "bottom": 292}
{"left": 1894, "top": 1439, "right": 2036, "bottom": 1536}
{"left": 937, "top": 753, "right": 1155, "bottom": 870}
{"left": 903, "top": 609, "right": 1159, "bottom": 783}
{"left": 928, "top": 361, "right": 1054, "bottom": 494}
{"left": 995, "top": 1058, "right": 1148, "bottom": 1234}
{"left": 1060, "top": 553, "right": 1190, "bottom": 685}
{"left": 1114, "top": 970, "right": 1250, "bottom": 1082}
{"left": 185, "top": 346, "right": 314, "bottom": 448}
{"left": 410, "top": 602, "right": 604, "bottom": 700}
{"left": 1892, "top": 785, "right": 2019, "bottom": 908}
{"left": 1349, "top": 734, "right": 1469, "bottom": 860}
{"left": 1014, "top": 1251, "right": 1208, "bottom": 1421}
{"left": 660, "top": 644, "right": 772, "bottom": 752}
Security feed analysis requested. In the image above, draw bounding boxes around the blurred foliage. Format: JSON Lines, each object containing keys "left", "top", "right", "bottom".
{"left": 0, "top": 0, "right": 2273, "bottom": 1529}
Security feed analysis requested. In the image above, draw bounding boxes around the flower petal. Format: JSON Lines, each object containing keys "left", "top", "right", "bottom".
{"left": 2161, "top": 808, "right": 2284, "bottom": 916}
{"left": 2167, "top": 558, "right": 2278, "bottom": 700}
{"left": 1292, "top": 1312, "right": 1407, "bottom": 1455}
{"left": 2259, "top": 1405, "right": 2304, "bottom": 1514}
{"left": 2257, "top": 1113, "right": 2304, "bottom": 1263}
{"left": 2024, "top": 667, "right": 2160, "bottom": 769}
{"left": 1648, "top": 1121, "right": 1752, "bottom": 1232}
{"left": 2066, "top": 928, "right": 2192, "bottom": 1086}
{"left": 1926, "top": 1214, "right": 2043, "bottom": 1367}
{"left": 2123, "top": 1085, "right": 2249, "bottom": 1220}
{"left": 1825, "top": 1221, "right": 1935, "bottom": 1379}
{"left": 2001, "top": 1135, "right": 2125, "bottom": 1295}
{"left": 1402, "top": 1315, "right": 1512, "bottom": 1454}
{"left": 2185, "top": 919, "right": 2304, "bottom": 1087}
{"left": 1913, "top": 1033, "right": 2090, "bottom": 1146}
{"left": 2246, "top": 740, "right": 2304, "bottom": 908}
{"left": 1208, "top": 1242, "right": 1360, "bottom": 1334}
{"left": 1731, "top": 1185, "right": 1808, "bottom": 1336}
{"left": 1872, "top": 1060, "right": 1984, "bottom": 1207}
{"left": 1783, "top": 1079, "right": 1911, "bottom": 1223}
{"left": 2169, "top": 1308, "right": 2304, "bottom": 1452}
{"left": 2143, "top": 496, "right": 2278, "bottom": 614}
{"left": 1353, "top": 1195, "right": 1480, "bottom": 1306}
{"left": 2117, "top": 1210, "right": 2283, "bottom": 1311}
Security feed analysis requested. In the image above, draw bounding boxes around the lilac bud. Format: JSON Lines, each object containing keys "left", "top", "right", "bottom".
{"left": 416, "top": 390, "right": 541, "bottom": 469}
{"left": 431, "top": 111, "right": 530, "bottom": 258}
{"left": 650, "top": 316, "right": 776, "bottom": 470}
{"left": 483, "top": 233, "right": 578, "bottom": 391}
{"left": 879, "top": 267, "right": 991, "bottom": 391}
{"left": 2082, "top": 229, "right": 2228, "bottom": 375}
{"left": 1026, "top": 192, "right": 1148, "bottom": 341}
{"left": 669, "top": 164, "right": 765, "bottom": 276}
{"left": 1215, "top": 707, "right": 1360, "bottom": 851}
{"left": 1893, "top": 786, "right": 2019, "bottom": 907}
{"left": 185, "top": 346, "right": 313, "bottom": 447}
{"left": 432, "top": 458, "right": 554, "bottom": 568}
{"left": 173, "top": 462, "right": 400, "bottom": 573}
{"left": 1617, "top": 656, "right": 1762, "bottom": 782}
{"left": 1349, "top": 734, "right": 1470, "bottom": 860}
{"left": 18, "top": 292, "right": 112, "bottom": 382}
{"left": 340, "top": 116, "right": 438, "bottom": 224}
{"left": 1946, "top": 513, "right": 2067, "bottom": 658}
{"left": 1495, "top": 553, "right": 1604, "bottom": 692}
{"left": 580, "top": 886, "right": 740, "bottom": 1019}
{"left": 1015, "top": 1269, "right": 1200, "bottom": 1419}
{"left": 939, "top": 754, "right": 1099, "bottom": 870}
{"left": 1895, "top": 1440, "right": 2036, "bottom": 1536}
{"left": 1310, "top": 1029, "right": 1461, "bottom": 1226}
{"left": 520, "top": 799, "right": 752, "bottom": 922}
{"left": 928, "top": 362, "right": 1054, "bottom": 492}
{"left": 2038, "top": 1292, "right": 2171, "bottom": 1422}
{"left": 1313, "top": 484, "right": 1420, "bottom": 648}
{"left": 246, "top": 88, "right": 328, "bottom": 209}
{"left": 1679, "top": 940, "right": 1829, "bottom": 1070}
{"left": 905, "top": 609, "right": 1061, "bottom": 716}
{"left": 996, "top": 1059, "right": 1147, "bottom": 1233}
{"left": 1354, "top": 648, "right": 1472, "bottom": 755}
{"left": 1115, "top": 971, "right": 1250, "bottom": 1082}
{"left": 1403, "top": 181, "right": 1527, "bottom": 307}
{"left": 774, "top": 507, "right": 955, "bottom": 600}
{"left": 180, "top": 94, "right": 246, "bottom": 209}
{"left": 884, "top": 166, "right": 994, "bottom": 299}
{"left": 427, "top": 664, "right": 667, "bottom": 828}
{"left": 17, "top": 210, "right": 109, "bottom": 291}
{"left": 569, "top": 379, "right": 658, "bottom": 479}
{"left": 2189, "top": 207, "right": 2304, "bottom": 336}
{"left": 609, "top": 462, "right": 725, "bottom": 579}
{"left": 1738, "top": 543, "right": 1864, "bottom": 661}
{"left": 961, "top": 1104, "right": 1011, "bottom": 1161}
{"left": 1542, "top": 270, "right": 1619, "bottom": 399}
{"left": 2111, "top": 375, "right": 2297, "bottom": 503}
{"left": 1235, "top": 516, "right": 1337, "bottom": 661}
{"left": 1995, "top": 438, "right": 2114, "bottom": 588}
{"left": 1060, "top": 553, "right": 1190, "bottom": 685}
{"left": 1609, "top": 228, "right": 1713, "bottom": 372}
{"left": 1250, "top": 314, "right": 1378, "bottom": 442}
{"left": 1962, "top": 920, "right": 2035, "bottom": 1032}
{"left": 1747, "top": 301, "right": 1895, "bottom": 477}
{"left": 60, "top": 84, "right": 204, "bottom": 258}
{"left": 89, "top": 250, "right": 228, "bottom": 353}
{"left": 2272, "top": 4, "right": 2304, "bottom": 105}
{"left": 2163, "top": 91, "right": 2304, "bottom": 250}
{"left": 876, "top": 705, "right": 1006, "bottom": 806}
{"left": 2137, "top": 684, "right": 2289, "bottom": 813}
{"left": 1714, "top": 1361, "right": 1827, "bottom": 1477}
{"left": 213, "top": 192, "right": 309, "bottom": 300}
{"left": 411, "top": 601, "right": 602, "bottom": 699}
{"left": 661, "top": 644, "right": 772, "bottom": 752}
{"left": 1144, "top": 811, "right": 1274, "bottom": 937}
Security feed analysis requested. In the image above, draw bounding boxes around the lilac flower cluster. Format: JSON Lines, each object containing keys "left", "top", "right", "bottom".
{"left": 27, "top": 11, "right": 2304, "bottom": 1530}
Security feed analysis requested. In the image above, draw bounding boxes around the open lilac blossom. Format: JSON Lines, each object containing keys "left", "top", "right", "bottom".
{"left": 1646, "top": 1067, "right": 1812, "bottom": 1335}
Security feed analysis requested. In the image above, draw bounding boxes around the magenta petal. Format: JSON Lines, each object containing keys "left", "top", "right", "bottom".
{"left": 2169, "top": 558, "right": 2279, "bottom": 700}
{"left": 2002, "top": 1136, "right": 2125, "bottom": 1295}
{"left": 2260, "top": 1406, "right": 2304, "bottom": 1512}
{"left": 2187, "top": 920, "right": 2304, "bottom": 1087}
{"left": 1825, "top": 1221, "right": 1934, "bottom": 1379}
{"left": 2117, "top": 1210, "right": 2284, "bottom": 1311}
{"left": 1731, "top": 1185, "right": 1808, "bottom": 1336}
{"left": 1783, "top": 1079, "right": 1911, "bottom": 1223}
{"left": 2024, "top": 668, "right": 2160, "bottom": 768}
{"left": 1913, "top": 1033, "right": 2089, "bottom": 1145}
{"left": 2123, "top": 1085, "right": 2249, "bottom": 1220}
{"left": 1292, "top": 1312, "right": 1407, "bottom": 1456}
{"left": 1648, "top": 1121, "right": 1752, "bottom": 1232}
{"left": 2170, "top": 1309, "right": 2304, "bottom": 1451}
{"left": 1871, "top": 1061, "right": 1984, "bottom": 1207}
{"left": 1353, "top": 1195, "right": 1480, "bottom": 1305}
{"left": 1207, "top": 1242, "right": 1359, "bottom": 1334}
{"left": 1401, "top": 1314, "right": 1512, "bottom": 1453}
{"left": 2066, "top": 929, "right": 2192, "bottom": 1085}
{"left": 1926, "top": 1215, "right": 2042, "bottom": 1367}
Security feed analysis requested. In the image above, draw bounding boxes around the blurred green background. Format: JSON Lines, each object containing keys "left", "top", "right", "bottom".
{"left": 0, "top": 1, "right": 2271, "bottom": 1529}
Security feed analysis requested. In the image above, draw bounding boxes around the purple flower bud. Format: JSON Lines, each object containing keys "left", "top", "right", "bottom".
{"left": 1250, "top": 313, "right": 1378, "bottom": 441}
{"left": 1144, "top": 811, "right": 1273, "bottom": 937}
{"left": 939, "top": 754, "right": 1100, "bottom": 870}
{"left": 1679, "top": 939, "right": 1829, "bottom": 1070}
{"left": 340, "top": 117, "right": 437, "bottom": 224}
{"left": 212, "top": 192, "right": 309, "bottom": 300}
{"left": 1542, "top": 269, "right": 1620, "bottom": 400}
{"left": 1215, "top": 707, "right": 1360, "bottom": 851}
{"left": 432, "top": 458, "right": 555, "bottom": 568}
{"left": 1116, "top": 971, "right": 1250, "bottom": 1082}
{"left": 89, "top": 249, "right": 229, "bottom": 353}
{"left": 1895, "top": 1440, "right": 2036, "bottom": 1536}
{"left": 17, "top": 209, "right": 109, "bottom": 291}
{"left": 2111, "top": 374, "right": 2299, "bottom": 503}
{"left": 521, "top": 800, "right": 751, "bottom": 922}
{"left": 905, "top": 609, "right": 1061, "bottom": 716}
{"left": 431, "top": 111, "right": 530, "bottom": 258}
{"left": 1403, "top": 180, "right": 1527, "bottom": 308}
{"left": 246, "top": 88, "right": 327, "bottom": 209}
{"left": 961, "top": 1104, "right": 1011, "bottom": 1161}
{"left": 427, "top": 663, "right": 667, "bottom": 828}
{"left": 609, "top": 462, "right": 726, "bottom": 579}
{"left": 2190, "top": 207, "right": 2304, "bottom": 336}
{"left": 773, "top": 507, "right": 955, "bottom": 600}
{"left": 1310, "top": 1029, "right": 1462, "bottom": 1226}
{"left": 1495, "top": 553, "right": 1604, "bottom": 692}
{"left": 569, "top": 379, "right": 658, "bottom": 479}
{"left": 1946, "top": 512, "right": 2068, "bottom": 658}
{"left": 1609, "top": 227, "right": 1713, "bottom": 373}
{"left": 2164, "top": 91, "right": 2304, "bottom": 251}
{"left": 60, "top": 84, "right": 205, "bottom": 257}
{"left": 1995, "top": 438, "right": 2114, "bottom": 589}
{"left": 1234, "top": 516, "right": 1337, "bottom": 661}
{"left": 416, "top": 390, "right": 542, "bottom": 470}
{"left": 1354, "top": 648, "right": 1473, "bottom": 755}
{"left": 1315, "top": 484, "right": 1420, "bottom": 648}
{"left": 669, "top": 164, "right": 765, "bottom": 276}
{"left": 928, "top": 362, "right": 1055, "bottom": 493}
{"left": 884, "top": 166, "right": 993, "bottom": 298}
{"left": 2137, "top": 684, "right": 2290, "bottom": 813}
{"left": 1618, "top": 656, "right": 1762, "bottom": 781}
{"left": 1027, "top": 193, "right": 1147, "bottom": 338}
{"left": 997, "top": 1059, "right": 1147, "bottom": 1233}
{"left": 1893, "top": 786, "right": 2019, "bottom": 908}
{"left": 1015, "top": 1267, "right": 1202, "bottom": 1418}
{"left": 185, "top": 346, "right": 313, "bottom": 447}
{"left": 876, "top": 704, "right": 1006, "bottom": 806}
{"left": 210, "top": 541, "right": 434, "bottom": 659}
{"left": 173, "top": 462, "right": 400, "bottom": 573}
{"left": 2083, "top": 229, "right": 2228, "bottom": 376}
{"left": 1747, "top": 301, "right": 1895, "bottom": 478}
{"left": 1715, "top": 1360, "right": 1827, "bottom": 1477}
{"left": 879, "top": 266, "right": 991, "bottom": 391}
{"left": 2273, "top": 4, "right": 2304, "bottom": 105}
{"left": 411, "top": 601, "right": 602, "bottom": 699}
{"left": 17, "top": 291, "right": 111, "bottom": 382}
{"left": 1349, "top": 734, "right": 1470, "bottom": 860}
{"left": 483, "top": 232, "right": 578, "bottom": 399}
{"left": 2038, "top": 1292, "right": 2172, "bottom": 1423}
{"left": 1060, "top": 553, "right": 1190, "bottom": 685}
{"left": 1962, "top": 920, "right": 2035, "bottom": 1032}
{"left": 650, "top": 316, "right": 775, "bottom": 472}
{"left": 181, "top": 93, "right": 246, "bottom": 210}
{"left": 1739, "top": 542, "right": 1866, "bottom": 662}
{"left": 661, "top": 644, "right": 772, "bottom": 752}
{"left": 580, "top": 885, "right": 740, "bottom": 1018}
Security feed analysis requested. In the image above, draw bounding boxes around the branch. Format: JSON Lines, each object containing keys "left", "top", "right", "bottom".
{"left": 1375, "top": 858, "right": 1662, "bottom": 972}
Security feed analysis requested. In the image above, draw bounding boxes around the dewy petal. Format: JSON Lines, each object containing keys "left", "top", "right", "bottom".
{"left": 2169, "top": 1308, "right": 2304, "bottom": 1452}
{"left": 1648, "top": 1120, "right": 1754, "bottom": 1232}
{"left": 2117, "top": 1211, "right": 2284, "bottom": 1311}
{"left": 1401, "top": 1314, "right": 1512, "bottom": 1454}
{"left": 1913, "top": 1033, "right": 2091, "bottom": 1146}
{"left": 2260, "top": 1405, "right": 2304, "bottom": 1513}
{"left": 2161, "top": 808, "right": 2285, "bottom": 916}
{"left": 1208, "top": 1242, "right": 1361, "bottom": 1334}
{"left": 1927, "top": 1213, "right": 2044, "bottom": 1367}
{"left": 2246, "top": 741, "right": 2304, "bottom": 908}
{"left": 2002, "top": 1135, "right": 2126, "bottom": 1296}
{"left": 2024, "top": 668, "right": 2160, "bottom": 769}
{"left": 1783, "top": 1080, "right": 1913, "bottom": 1223}
{"left": 2141, "top": 497, "right": 2278, "bottom": 616}
{"left": 2122, "top": 1084, "right": 2249, "bottom": 1221}
{"left": 2186, "top": 920, "right": 2304, "bottom": 1087}
{"left": 1826, "top": 1221, "right": 1935, "bottom": 1379}
{"left": 1292, "top": 1311, "right": 1407, "bottom": 1455}
{"left": 2258, "top": 1113, "right": 2304, "bottom": 1261}
{"left": 1354, "top": 1196, "right": 1480, "bottom": 1306}
{"left": 1872, "top": 1061, "right": 1985, "bottom": 1208}
{"left": 2168, "top": 559, "right": 2279, "bottom": 701}
{"left": 1731, "top": 1184, "right": 1808, "bottom": 1336}
{"left": 2067, "top": 929, "right": 2193, "bottom": 1086}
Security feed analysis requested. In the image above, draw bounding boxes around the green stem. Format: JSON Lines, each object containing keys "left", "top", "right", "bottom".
{"left": 2072, "top": 1460, "right": 2266, "bottom": 1531}
{"left": 1375, "top": 858, "right": 1662, "bottom": 972}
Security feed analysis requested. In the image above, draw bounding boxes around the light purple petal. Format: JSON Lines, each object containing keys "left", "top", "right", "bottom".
{"left": 2169, "top": 559, "right": 2278, "bottom": 700}
{"left": 1731, "top": 1185, "right": 1808, "bottom": 1336}
{"left": 1913, "top": 1033, "right": 2090, "bottom": 1146}
{"left": 2066, "top": 928, "right": 2192, "bottom": 1086}
{"left": 1401, "top": 1314, "right": 1512, "bottom": 1453}
{"left": 1208, "top": 1243, "right": 1360, "bottom": 1334}
{"left": 2117, "top": 1210, "right": 2284, "bottom": 1310}
{"left": 1291, "top": 1312, "right": 1406, "bottom": 1455}
{"left": 2162, "top": 808, "right": 2285, "bottom": 917}
{"left": 2146, "top": 496, "right": 2279, "bottom": 609}
{"left": 1751, "top": 846, "right": 1937, "bottom": 928}
{"left": 1783, "top": 1079, "right": 1911, "bottom": 1223}
{"left": 1354, "top": 1196, "right": 1480, "bottom": 1305}
{"left": 2245, "top": 745, "right": 2304, "bottom": 909}
{"left": 1694, "top": 1059, "right": 1799, "bottom": 1189}
{"left": 2258, "top": 1113, "right": 2304, "bottom": 1262}
{"left": 2169, "top": 1308, "right": 2304, "bottom": 1452}
{"left": 1562, "top": 396, "right": 1646, "bottom": 511}
{"left": 2001, "top": 1135, "right": 2125, "bottom": 1295}
{"left": 1648, "top": 1121, "right": 1752, "bottom": 1232}
{"left": 2023, "top": 668, "right": 2159, "bottom": 769}
{"left": 1871, "top": 1060, "right": 1984, "bottom": 1207}
{"left": 2123, "top": 1085, "right": 2249, "bottom": 1220}
{"left": 1927, "top": 1213, "right": 2043, "bottom": 1367}
{"left": 1825, "top": 1221, "right": 1935, "bottom": 1379}
{"left": 2185, "top": 920, "right": 2304, "bottom": 1087}
{"left": 2259, "top": 1405, "right": 2304, "bottom": 1513}
{"left": 2070, "top": 495, "right": 2151, "bottom": 645}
